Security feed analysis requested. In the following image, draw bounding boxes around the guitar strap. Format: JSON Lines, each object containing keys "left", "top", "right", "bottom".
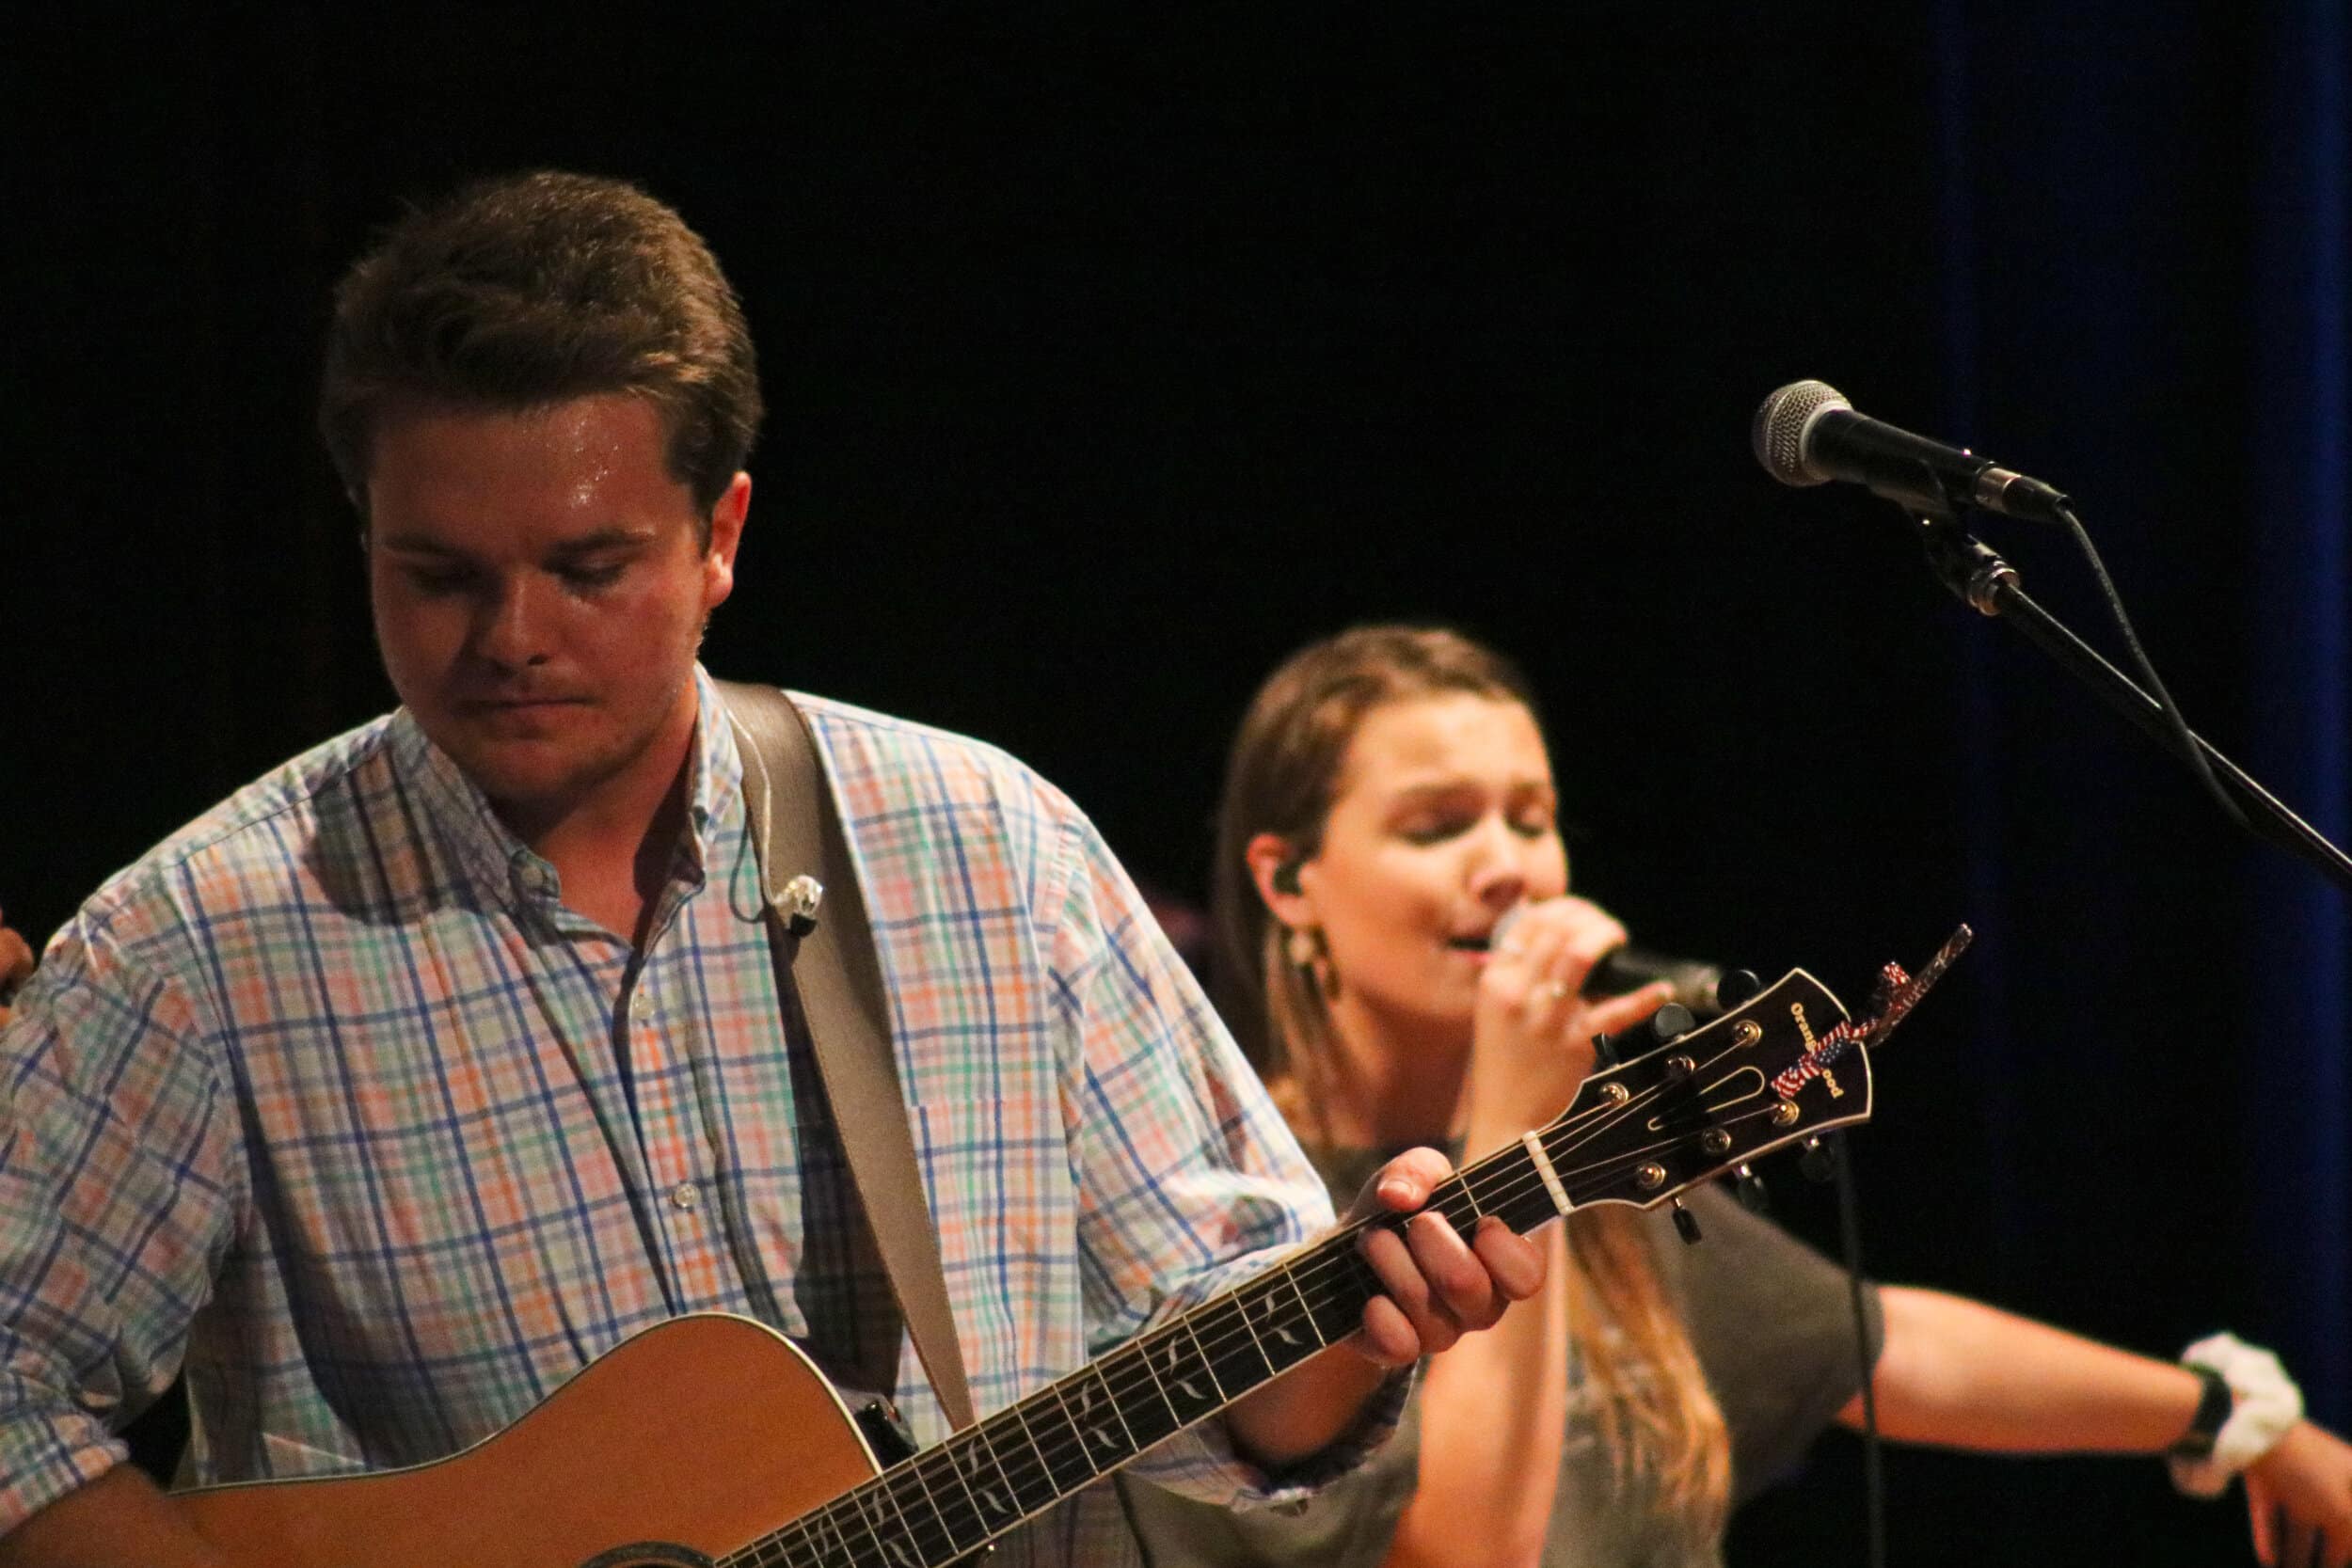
{"left": 716, "top": 679, "right": 978, "bottom": 1433}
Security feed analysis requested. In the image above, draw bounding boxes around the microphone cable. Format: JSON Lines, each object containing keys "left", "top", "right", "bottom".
{"left": 2050, "top": 502, "right": 2252, "bottom": 837}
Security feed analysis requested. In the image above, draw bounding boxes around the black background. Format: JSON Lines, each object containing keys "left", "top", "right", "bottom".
{"left": 7, "top": 8, "right": 2339, "bottom": 1563}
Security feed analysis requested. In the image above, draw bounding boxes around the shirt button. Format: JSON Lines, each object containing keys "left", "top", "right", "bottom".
{"left": 631, "top": 990, "right": 657, "bottom": 1021}
{"left": 670, "top": 1181, "right": 699, "bottom": 1212}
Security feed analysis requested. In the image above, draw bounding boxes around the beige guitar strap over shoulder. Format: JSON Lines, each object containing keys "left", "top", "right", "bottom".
{"left": 716, "top": 679, "right": 977, "bottom": 1433}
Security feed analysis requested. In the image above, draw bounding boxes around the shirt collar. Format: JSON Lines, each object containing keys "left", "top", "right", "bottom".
{"left": 682, "top": 663, "right": 746, "bottom": 875}
{"left": 388, "top": 663, "right": 746, "bottom": 912}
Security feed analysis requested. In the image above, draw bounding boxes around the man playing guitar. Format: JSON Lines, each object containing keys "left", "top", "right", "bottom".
{"left": 0, "top": 172, "right": 1542, "bottom": 1567}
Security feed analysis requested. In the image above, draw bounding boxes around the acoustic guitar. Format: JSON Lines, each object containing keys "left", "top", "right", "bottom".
{"left": 179, "top": 955, "right": 1948, "bottom": 1568}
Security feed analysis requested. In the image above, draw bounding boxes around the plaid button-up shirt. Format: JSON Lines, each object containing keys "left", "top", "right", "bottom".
{"left": 0, "top": 669, "right": 1379, "bottom": 1563}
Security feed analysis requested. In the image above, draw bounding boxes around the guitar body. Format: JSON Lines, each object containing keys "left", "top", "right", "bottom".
{"left": 165, "top": 958, "right": 1951, "bottom": 1568}
{"left": 178, "top": 1314, "right": 882, "bottom": 1568}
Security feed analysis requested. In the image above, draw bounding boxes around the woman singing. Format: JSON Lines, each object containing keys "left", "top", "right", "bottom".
{"left": 1132, "top": 624, "right": 2350, "bottom": 1568}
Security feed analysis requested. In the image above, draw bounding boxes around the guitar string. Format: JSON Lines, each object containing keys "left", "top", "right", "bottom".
{"left": 786, "top": 1101, "right": 1832, "bottom": 1568}
{"left": 732, "top": 1026, "right": 1837, "bottom": 1568}
{"left": 739, "top": 1145, "right": 1757, "bottom": 1568}
{"left": 733, "top": 1031, "right": 1842, "bottom": 1568}
{"left": 736, "top": 1130, "right": 1727, "bottom": 1568}
{"left": 729, "top": 1116, "right": 1626, "bottom": 1567}
{"left": 753, "top": 1203, "right": 1712, "bottom": 1568}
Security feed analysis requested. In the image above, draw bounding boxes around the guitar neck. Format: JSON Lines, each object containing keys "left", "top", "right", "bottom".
{"left": 726, "top": 964, "right": 1867, "bottom": 1567}
{"left": 724, "top": 1140, "right": 1569, "bottom": 1568}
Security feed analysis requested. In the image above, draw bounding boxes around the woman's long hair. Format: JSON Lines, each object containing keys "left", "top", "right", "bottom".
{"left": 1211, "top": 625, "right": 1730, "bottom": 1531}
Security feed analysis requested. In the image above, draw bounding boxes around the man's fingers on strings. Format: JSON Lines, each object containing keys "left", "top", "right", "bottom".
{"left": 1403, "top": 1208, "right": 1498, "bottom": 1332}
{"left": 1358, "top": 1215, "right": 1467, "bottom": 1355}
{"left": 1359, "top": 1146, "right": 1450, "bottom": 1219}
{"left": 1353, "top": 1295, "right": 1421, "bottom": 1368}
{"left": 1470, "top": 1215, "right": 1545, "bottom": 1304}
{"left": 1358, "top": 1224, "right": 1435, "bottom": 1328}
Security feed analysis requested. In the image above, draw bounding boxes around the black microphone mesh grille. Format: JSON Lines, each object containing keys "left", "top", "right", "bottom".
{"left": 1752, "top": 379, "right": 1849, "bottom": 486}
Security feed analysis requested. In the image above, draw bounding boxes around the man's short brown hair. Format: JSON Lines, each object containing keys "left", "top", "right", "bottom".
{"left": 320, "top": 170, "right": 761, "bottom": 529}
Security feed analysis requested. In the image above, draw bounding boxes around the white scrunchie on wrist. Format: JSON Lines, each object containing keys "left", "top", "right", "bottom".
{"left": 2167, "top": 1331, "right": 2304, "bottom": 1498}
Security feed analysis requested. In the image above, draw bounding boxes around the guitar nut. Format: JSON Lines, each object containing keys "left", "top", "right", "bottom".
{"left": 1701, "top": 1129, "right": 1732, "bottom": 1155}
{"left": 1772, "top": 1101, "right": 1801, "bottom": 1127}
{"left": 1635, "top": 1163, "right": 1667, "bottom": 1190}
{"left": 1600, "top": 1083, "right": 1630, "bottom": 1106}
{"left": 1732, "top": 1021, "right": 1761, "bottom": 1047}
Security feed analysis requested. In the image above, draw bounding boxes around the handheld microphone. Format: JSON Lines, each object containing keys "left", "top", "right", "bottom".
{"left": 1752, "top": 379, "right": 2071, "bottom": 523}
{"left": 1489, "top": 907, "right": 1751, "bottom": 1019}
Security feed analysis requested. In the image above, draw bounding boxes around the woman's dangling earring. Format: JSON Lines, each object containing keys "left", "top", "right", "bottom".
{"left": 1286, "top": 925, "right": 1338, "bottom": 999}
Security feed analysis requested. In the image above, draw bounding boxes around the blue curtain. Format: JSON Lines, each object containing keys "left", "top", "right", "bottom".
{"left": 2245, "top": 0, "right": 2350, "bottom": 1425}
{"left": 1938, "top": 0, "right": 2348, "bottom": 1434}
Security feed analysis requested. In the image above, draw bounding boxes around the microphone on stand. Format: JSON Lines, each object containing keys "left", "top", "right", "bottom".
{"left": 1752, "top": 379, "right": 2071, "bottom": 523}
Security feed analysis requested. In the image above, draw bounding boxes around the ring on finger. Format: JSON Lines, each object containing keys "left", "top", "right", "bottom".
{"left": 1539, "top": 979, "right": 1571, "bottom": 1001}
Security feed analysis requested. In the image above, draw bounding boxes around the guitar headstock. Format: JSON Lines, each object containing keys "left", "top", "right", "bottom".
{"left": 1538, "top": 969, "right": 1870, "bottom": 1212}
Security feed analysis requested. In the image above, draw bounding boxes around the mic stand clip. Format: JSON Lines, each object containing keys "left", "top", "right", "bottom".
{"left": 1904, "top": 509, "right": 2352, "bottom": 895}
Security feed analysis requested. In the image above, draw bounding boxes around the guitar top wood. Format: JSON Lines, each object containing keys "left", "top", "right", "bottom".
{"left": 180, "top": 1314, "right": 881, "bottom": 1568}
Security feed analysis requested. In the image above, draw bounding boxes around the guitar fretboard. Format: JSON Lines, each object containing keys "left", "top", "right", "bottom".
{"left": 717, "top": 967, "right": 1851, "bottom": 1568}
{"left": 718, "top": 1126, "right": 1591, "bottom": 1568}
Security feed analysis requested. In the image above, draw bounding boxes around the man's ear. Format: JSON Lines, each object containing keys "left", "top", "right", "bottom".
{"left": 702, "top": 471, "right": 752, "bottom": 609}
{"left": 1245, "top": 832, "right": 1314, "bottom": 928}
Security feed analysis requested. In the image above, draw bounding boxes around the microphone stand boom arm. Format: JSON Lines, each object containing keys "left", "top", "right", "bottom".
{"left": 1912, "top": 512, "right": 2352, "bottom": 895}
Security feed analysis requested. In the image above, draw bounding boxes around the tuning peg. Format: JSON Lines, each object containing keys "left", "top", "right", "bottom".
{"left": 1734, "top": 1163, "right": 1770, "bottom": 1214}
{"left": 1671, "top": 1198, "right": 1703, "bottom": 1245}
{"left": 1715, "top": 969, "right": 1763, "bottom": 1010}
{"left": 1799, "top": 1135, "right": 1839, "bottom": 1183}
{"left": 1593, "top": 1003, "right": 1698, "bottom": 1069}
